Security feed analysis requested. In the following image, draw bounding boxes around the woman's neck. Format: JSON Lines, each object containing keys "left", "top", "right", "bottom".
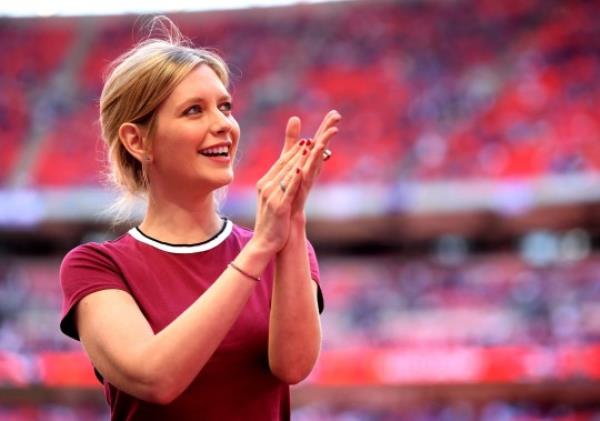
{"left": 138, "top": 188, "right": 223, "bottom": 245}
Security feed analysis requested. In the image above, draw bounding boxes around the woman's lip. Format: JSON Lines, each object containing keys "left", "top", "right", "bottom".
{"left": 200, "top": 154, "right": 231, "bottom": 163}
{"left": 199, "top": 141, "right": 232, "bottom": 151}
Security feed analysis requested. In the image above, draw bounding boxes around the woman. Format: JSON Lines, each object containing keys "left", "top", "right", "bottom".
{"left": 59, "top": 23, "right": 340, "bottom": 420}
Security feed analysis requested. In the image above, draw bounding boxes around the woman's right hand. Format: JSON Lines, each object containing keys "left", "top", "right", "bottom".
{"left": 252, "top": 138, "right": 308, "bottom": 254}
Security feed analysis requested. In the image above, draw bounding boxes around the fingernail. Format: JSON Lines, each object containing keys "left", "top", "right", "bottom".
{"left": 303, "top": 149, "right": 308, "bottom": 155}
{"left": 299, "top": 139, "right": 306, "bottom": 146}
{"left": 306, "top": 139, "right": 312, "bottom": 146}
{"left": 296, "top": 168, "right": 300, "bottom": 174}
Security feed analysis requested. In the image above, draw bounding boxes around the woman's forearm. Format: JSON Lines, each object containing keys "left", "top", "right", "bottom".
{"left": 78, "top": 238, "right": 274, "bottom": 404}
{"left": 149, "top": 239, "right": 273, "bottom": 397}
{"left": 268, "top": 223, "right": 322, "bottom": 384}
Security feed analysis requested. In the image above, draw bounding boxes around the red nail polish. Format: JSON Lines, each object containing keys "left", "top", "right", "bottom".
{"left": 299, "top": 139, "right": 306, "bottom": 146}
{"left": 306, "top": 139, "right": 312, "bottom": 146}
{"left": 296, "top": 168, "right": 300, "bottom": 174}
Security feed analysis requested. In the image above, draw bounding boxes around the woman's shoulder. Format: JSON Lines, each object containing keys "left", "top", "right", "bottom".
{"left": 62, "top": 232, "right": 134, "bottom": 266}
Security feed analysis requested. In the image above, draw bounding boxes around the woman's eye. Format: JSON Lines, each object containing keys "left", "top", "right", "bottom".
{"left": 184, "top": 105, "right": 202, "bottom": 115}
{"left": 219, "top": 102, "right": 233, "bottom": 112}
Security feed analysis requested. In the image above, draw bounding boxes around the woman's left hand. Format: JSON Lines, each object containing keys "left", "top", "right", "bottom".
{"left": 279, "top": 110, "right": 341, "bottom": 224}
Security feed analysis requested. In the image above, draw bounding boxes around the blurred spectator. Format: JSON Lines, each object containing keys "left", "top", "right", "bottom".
{"left": 2, "top": 0, "right": 600, "bottom": 187}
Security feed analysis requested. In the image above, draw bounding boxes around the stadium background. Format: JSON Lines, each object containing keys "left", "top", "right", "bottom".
{"left": 2, "top": 0, "right": 600, "bottom": 419}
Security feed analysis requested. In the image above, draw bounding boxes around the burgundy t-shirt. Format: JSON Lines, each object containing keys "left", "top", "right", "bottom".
{"left": 59, "top": 218, "right": 323, "bottom": 421}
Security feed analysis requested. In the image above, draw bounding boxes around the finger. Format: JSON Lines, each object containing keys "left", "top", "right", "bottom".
{"left": 259, "top": 137, "right": 306, "bottom": 186}
{"left": 290, "top": 147, "right": 325, "bottom": 212}
{"left": 262, "top": 143, "right": 306, "bottom": 198}
{"left": 305, "top": 127, "right": 338, "bottom": 170}
{"left": 306, "top": 114, "right": 340, "bottom": 159}
{"left": 280, "top": 150, "right": 307, "bottom": 197}
{"left": 288, "top": 136, "right": 327, "bottom": 211}
{"left": 281, "top": 165, "right": 303, "bottom": 205}
{"left": 313, "top": 110, "right": 341, "bottom": 141}
{"left": 278, "top": 136, "right": 314, "bottom": 189}
{"left": 298, "top": 142, "right": 312, "bottom": 172}
{"left": 302, "top": 127, "right": 339, "bottom": 185}
{"left": 281, "top": 116, "right": 301, "bottom": 156}
{"left": 313, "top": 110, "right": 335, "bottom": 140}
{"left": 291, "top": 116, "right": 340, "bottom": 210}
{"left": 317, "top": 112, "right": 341, "bottom": 144}
{"left": 275, "top": 143, "right": 306, "bottom": 187}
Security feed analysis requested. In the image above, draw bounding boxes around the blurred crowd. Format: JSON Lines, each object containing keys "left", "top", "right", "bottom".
{"left": 293, "top": 402, "right": 600, "bottom": 421}
{"left": 0, "top": 229, "right": 598, "bottom": 381}
{"left": 323, "top": 234, "right": 600, "bottom": 350}
{"left": 3, "top": 401, "right": 600, "bottom": 421}
{"left": 1, "top": 0, "right": 599, "bottom": 187}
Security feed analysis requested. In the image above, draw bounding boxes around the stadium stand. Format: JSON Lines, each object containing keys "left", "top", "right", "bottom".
{"left": 2, "top": 0, "right": 599, "bottom": 188}
{"left": 0, "top": 19, "right": 75, "bottom": 185}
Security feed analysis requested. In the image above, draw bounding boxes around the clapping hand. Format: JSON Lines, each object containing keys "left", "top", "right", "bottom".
{"left": 252, "top": 110, "right": 341, "bottom": 254}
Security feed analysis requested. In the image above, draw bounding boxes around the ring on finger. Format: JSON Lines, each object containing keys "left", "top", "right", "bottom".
{"left": 279, "top": 181, "right": 287, "bottom": 193}
{"left": 322, "top": 149, "right": 333, "bottom": 161}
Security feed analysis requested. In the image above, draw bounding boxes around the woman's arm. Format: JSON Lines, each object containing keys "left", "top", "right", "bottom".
{"left": 76, "top": 141, "right": 307, "bottom": 404}
{"left": 268, "top": 219, "right": 321, "bottom": 384}
{"left": 77, "top": 238, "right": 272, "bottom": 404}
{"left": 268, "top": 110, "right": 341, "bottom": 383}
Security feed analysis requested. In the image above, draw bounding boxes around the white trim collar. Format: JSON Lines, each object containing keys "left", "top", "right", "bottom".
{"left": 127, "top": 218, "right": 233, "bottom": 254}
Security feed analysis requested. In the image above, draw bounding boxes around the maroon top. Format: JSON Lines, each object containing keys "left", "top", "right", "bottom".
{"left": 59, "top": 218, "right": 323, "bottom": 421}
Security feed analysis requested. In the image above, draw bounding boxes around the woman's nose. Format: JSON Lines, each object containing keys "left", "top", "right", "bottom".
{"left": 210, "top": 109, "right": 233, "bottom": 134}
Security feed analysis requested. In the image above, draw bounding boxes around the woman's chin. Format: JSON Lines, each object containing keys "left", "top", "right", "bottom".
{"left": 209, "top": 173, "right": 234, "bottom": 190}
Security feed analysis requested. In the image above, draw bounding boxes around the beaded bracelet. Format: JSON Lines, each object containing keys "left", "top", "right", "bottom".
{"left": 229, "top": 262, "right": 261, "bottom": 282}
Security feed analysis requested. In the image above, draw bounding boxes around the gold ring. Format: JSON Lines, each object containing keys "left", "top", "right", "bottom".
{"left": 322, "top": 149, "right": 332, "bottom": 161}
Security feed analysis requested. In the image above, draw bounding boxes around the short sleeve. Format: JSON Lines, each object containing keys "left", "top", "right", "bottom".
{"left": 306, "top": 239, "right": 324, "bottom": 314}
{"left": 59, "top": 243, "right": 129, "bottom": 340}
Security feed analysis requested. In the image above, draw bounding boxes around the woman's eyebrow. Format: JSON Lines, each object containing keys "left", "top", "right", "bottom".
{"left": 176, "top": 94, "right": 232, "bottom": 109}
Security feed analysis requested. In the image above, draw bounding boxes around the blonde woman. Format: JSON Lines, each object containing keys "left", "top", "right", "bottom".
{"left": 59, "top": 23, "right": 340, "bottom": 420}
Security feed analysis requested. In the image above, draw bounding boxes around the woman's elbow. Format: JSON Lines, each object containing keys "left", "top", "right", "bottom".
{"left": 146, "top": 387, "right": 179, "bottom": 405}
{"left": 278, "top": 372, "right": 309, "bottom": 385}
{"left": 125, "top": 366, "right": 183, "bottom": 405}
{"left": 270, "top": 362, "right": 313, "bottom": 385}
{"left": 269, "top": 346, "right": 320, "bottom": 385}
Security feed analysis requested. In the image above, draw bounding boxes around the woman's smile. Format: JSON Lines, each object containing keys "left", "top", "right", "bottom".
{"left": 198, "top": 142, "right": 232, "bottom": 164}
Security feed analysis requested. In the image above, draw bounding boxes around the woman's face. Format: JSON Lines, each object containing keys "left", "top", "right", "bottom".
{"left": 149, "top": 64, "right": 240, "bottom": 194}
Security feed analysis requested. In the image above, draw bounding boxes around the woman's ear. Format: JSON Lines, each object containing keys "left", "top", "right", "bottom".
{"left": 119, "top": 122, "right": 151, "bottom": 162}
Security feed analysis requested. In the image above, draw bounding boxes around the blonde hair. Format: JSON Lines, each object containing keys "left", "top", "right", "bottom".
{"left": 99, "top": 18, "right": 230, "bottom": 223}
